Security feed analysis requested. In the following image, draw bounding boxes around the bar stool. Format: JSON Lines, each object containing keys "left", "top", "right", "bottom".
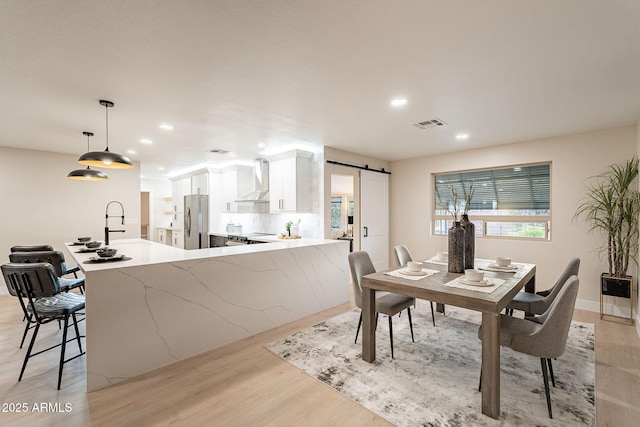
{"left": 9, "top": 251, "right": 84, "bottom": 292}
{"left": 1, "top": 262, "right": 85, "bottom": 389}
{"left": 11, "top": 245, "right": 81, "bottom": 278}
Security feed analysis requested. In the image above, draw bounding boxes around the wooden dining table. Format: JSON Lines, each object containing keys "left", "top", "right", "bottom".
{"left": 360, "top": 258, "right": 536, "bottom": 419}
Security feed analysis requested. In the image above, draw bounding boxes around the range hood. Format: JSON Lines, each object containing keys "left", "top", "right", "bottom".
{"left": 235, "top": 158, "right": 269, "bottom": 203}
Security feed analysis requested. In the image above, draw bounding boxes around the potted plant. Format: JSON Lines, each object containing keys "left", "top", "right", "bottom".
{"left": 574, "top": 156, "right": 640, "bottom": 299}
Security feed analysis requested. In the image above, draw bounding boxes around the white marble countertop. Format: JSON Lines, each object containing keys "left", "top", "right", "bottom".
{"left": 66, "top": 237, "right": 348, "bottom": 272}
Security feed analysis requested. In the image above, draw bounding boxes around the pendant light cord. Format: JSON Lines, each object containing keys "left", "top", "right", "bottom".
{"left": 104, "top": 103, "right": 110, "bottom": 152}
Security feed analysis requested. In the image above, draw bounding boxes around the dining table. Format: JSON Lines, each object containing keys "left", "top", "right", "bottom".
{"left": 360, "top": 258, "right": 536, "bottom": 419}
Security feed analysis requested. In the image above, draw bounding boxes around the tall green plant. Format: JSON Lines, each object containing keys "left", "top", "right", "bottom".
{"left": 574, "top": 157, "right": 640, "bottom": 277}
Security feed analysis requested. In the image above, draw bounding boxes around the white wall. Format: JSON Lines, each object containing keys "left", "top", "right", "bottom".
{"left": 389, "top": 126, "right": 637, "bottom": 313}
{"left": 0, "top": 146, "right": 141, "bottom": 293}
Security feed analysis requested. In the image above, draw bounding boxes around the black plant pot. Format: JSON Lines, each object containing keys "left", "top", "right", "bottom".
{"left": 461, "top": 214, "right": 475, "bottom": 269}
{"left": 601, "top": 274, "right": 632, "bottom": 298}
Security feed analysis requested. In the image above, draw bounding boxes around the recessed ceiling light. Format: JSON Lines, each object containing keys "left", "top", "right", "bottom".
{"left": 390, "top": 98, "right": 408, "bottom": 108}
{"left": 257, "top": 142, "right": 266, "bottom": 149}
{"left": 158, "top": 166, "right": 165, "bottom": 171}
{"left": 456, "top": 133, "right": 469, "bottom": 140}
{"left": 127, "top": 149, "right": 136, "bottom": 155}
{"left": 159, "top": 123, "right": 173, "bottom": 130}
{"left": 140, "top": 138, "right": 152, "bottom": 145}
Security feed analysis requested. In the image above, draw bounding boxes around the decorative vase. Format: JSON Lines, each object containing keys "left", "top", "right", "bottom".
{"left": 461, "top": 214, "right": 475, "bottom": 269}
{"left": 448, "top": 221, "right": 465, "bottom": 273}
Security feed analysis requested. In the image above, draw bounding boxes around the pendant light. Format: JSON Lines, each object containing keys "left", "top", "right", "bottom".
{"left": 67, "top": 132, "right": 109, "bottom": 181}
{"left": 78, "top": 100, "right": 134, "bottom": 169}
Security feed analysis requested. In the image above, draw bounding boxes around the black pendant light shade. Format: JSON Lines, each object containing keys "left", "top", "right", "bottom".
{"left": 68, "top": 132, "right": 109, "bottom": 181}
{"left": 67, "top": 166, "right": 109, "bottom": 181}
{"left": 78, "top": 100, "right": 134, "bottom": 169}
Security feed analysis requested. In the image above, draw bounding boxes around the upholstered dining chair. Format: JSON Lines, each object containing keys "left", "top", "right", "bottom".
{"left": 479, "top": 275, "right": 579, "bottom": 419}
{"left": 393, "top": 244, "right": 437, "bottom": 326}
{"left": 506, "top": 257, "right": 580, "bottom": 316}
{"left": 9, "top": 251, "right": 84, "bottom": 293}
{"left": 1, "top": 262, "right": 86, "bottom": 390}
{"left": 349, "top": 251, "right": 415, "bottom": 359}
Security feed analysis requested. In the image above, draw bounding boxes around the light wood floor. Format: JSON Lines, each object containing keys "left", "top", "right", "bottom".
{"left": 0, "top": 295, "right": 638, "bottom": 426}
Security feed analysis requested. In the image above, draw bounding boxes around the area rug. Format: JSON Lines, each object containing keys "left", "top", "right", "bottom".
{"left": 266, "top": 302, "right": 595, "bottom": 426}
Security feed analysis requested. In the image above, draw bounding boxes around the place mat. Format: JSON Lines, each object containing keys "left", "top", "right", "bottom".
{"left": 385, "top": 268, "right": 439, "bottom": 281}
{"left": 479, "top": 263, "right": 521, "bottom": 273}
{"left": 83, "top": 256, "right": 132, "bottom": 264}
{"left": 444, "top": 276, "right": 505, "bottom": 293}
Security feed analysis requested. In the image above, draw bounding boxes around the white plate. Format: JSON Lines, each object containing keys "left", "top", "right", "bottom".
{"left": 457, "top": 278, "right": 494, "bottom": 287}
{"left": 399, "top": 269, "right": 429, "bottom": 276}
{"left": 488, "top": 263, "right": 517, "bottom": 270}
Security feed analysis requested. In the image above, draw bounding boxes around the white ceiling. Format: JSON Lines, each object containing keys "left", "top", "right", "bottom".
{"left": 2, "top": 1, "right": 640, "bottom": 179}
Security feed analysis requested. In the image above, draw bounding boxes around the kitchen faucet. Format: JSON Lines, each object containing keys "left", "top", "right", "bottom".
{"left": 105, "top": 200, "right": 125, "bottom": 245}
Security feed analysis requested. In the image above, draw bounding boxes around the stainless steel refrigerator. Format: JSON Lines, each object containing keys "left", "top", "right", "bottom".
{"left": 184, "top": 195, "right": 209, "bottom": 249}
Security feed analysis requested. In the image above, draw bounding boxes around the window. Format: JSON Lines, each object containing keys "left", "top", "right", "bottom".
{"left": 331, "top": 195, "right": 354, "bottom": 231}
{"left": 433, "top": 163, "right": 551, "bottom": 240}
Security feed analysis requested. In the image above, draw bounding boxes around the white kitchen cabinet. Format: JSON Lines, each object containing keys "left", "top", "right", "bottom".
{"left": 172, "top": 212, "right": 184, "bottom": 231}
{"left": 172, "top": 232, "right": 184, "bottom": 249}
{"left": 171, "top": 177, "right": 190, "bottom": 232}
{"left": 221, "top": 165, "right": 252, "bottom": 212}
{"left": 191, "top": 173, "right": 209, "bottom": 195}
{"left": 269, "top": 150, "right": 313, "bottom": 213}
{"left": 171, "top": 178, "right": 190, "bottom": 213}
{"left": 157, "top": 228, "right": 167, "bottom": 244}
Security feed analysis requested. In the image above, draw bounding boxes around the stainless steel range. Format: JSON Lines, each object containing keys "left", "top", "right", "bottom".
{"left": 225, "top": 232, "right": 275, "bottom": 246}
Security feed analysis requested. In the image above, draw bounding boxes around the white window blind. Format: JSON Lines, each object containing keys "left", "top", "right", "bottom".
{"left": 433, "top": 163, "right": 551, "bottom": 240}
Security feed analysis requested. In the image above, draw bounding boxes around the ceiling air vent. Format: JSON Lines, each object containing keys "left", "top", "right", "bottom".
{"left": 413, "top": 118, "right": 447, "bottom": 129}
{"left": 208, "top": 148, "right": 230, "bottom": 154}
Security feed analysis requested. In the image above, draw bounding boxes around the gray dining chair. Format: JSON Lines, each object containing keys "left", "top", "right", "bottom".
{"left": 479, "top": 275, "right": 579, "bottom": 419}
{"left": 393, "top": 244, "right": 436, "bottom": 326}
{"left": 349, "top": 251, "right": 415, "bottom": 359}
{"left": 506, "top": 257, "right": 580, "bottom": 316}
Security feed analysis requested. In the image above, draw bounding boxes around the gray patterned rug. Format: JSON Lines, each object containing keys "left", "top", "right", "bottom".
{"left": 266, "top": 302, "right": 595, "bottom": 426}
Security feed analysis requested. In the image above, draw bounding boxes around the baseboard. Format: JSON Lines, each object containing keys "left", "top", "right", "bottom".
{"left": 577, "top": 298, "right": 639, "bottom": 338}
{"left": 575, "top": 298, "right": 599, "bottom": 314}
{"left": 577, "top": 297, "right": 634, "bottom": 317}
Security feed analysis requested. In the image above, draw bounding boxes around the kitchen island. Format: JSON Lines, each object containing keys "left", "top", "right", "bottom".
{"left": 66, "top": 238, "right": 350, "bottom": 392}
